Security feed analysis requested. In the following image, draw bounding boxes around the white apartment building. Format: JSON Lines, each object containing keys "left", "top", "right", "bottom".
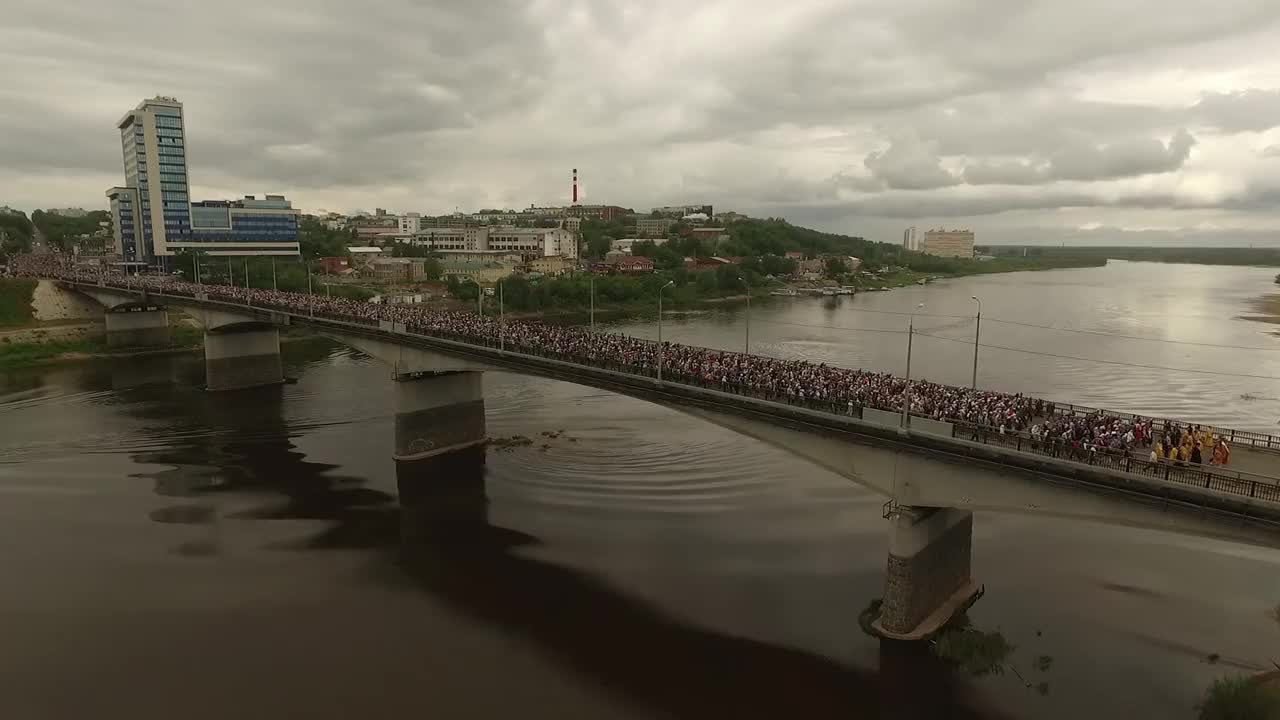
{"left": 399, "top": 212, "right": 421, "bottom": 234}
{"left": 412, "top": 226, "right": 578, "bottom": 258}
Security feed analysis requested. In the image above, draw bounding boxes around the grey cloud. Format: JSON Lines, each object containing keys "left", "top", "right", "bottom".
{"left": 2, "top": 0, "right": 1280, "bottom": 236}
{"left": 961, "top": 160, "right": 1049, "bottom": 186}
{"left": 1262, "top": 145, "right": 1280, "bottom": 158}
{"left": 1192, "top": 89, "right": 1280, "bottom": 133}
{"left": 962, "top": 130, "right": 1196, "bottom": 185}
{"left": 1049, "top": 129, "right": 1195, "bottom": 181}
{"left": 864, "top": 136, "right": 959, "bottom": 190}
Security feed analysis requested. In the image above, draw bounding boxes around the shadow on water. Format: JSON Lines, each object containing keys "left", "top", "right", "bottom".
{"left": 103, "top": 348, "right": 1012, "bottom": 719}
{"left": 390, "top": 447, "right": 1013, "bottom": 720}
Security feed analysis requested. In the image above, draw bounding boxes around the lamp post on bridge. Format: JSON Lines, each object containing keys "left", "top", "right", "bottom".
{"left": 498, "top": 279, "right": 505, "bottom": 353}
{"left": 657, "top": 280, "right": 675, "bottom": 382}
{"left": 271, "top": 256, "right": 277, "bottom": 291}
{"left": 738, "top": 275, "right": 751, "bottom": 355}
{"left": 589, "top": 274, "right": 595, "bottom": 330}
{"left": 970, "top": 295, "right": 982, "bottom": 390}
{"left": 227, "top": 257, "right": 234, "bottom": 288}
{"left": 902, "top": 303, "right": 925, "bottom": 429}
{"left": 305, "top": 257, "right": 314, "bottom": 317}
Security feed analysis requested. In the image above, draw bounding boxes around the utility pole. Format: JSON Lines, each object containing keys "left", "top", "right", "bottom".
{"left": 657, "top": 280, "right": 674, "bottom": 382}
{"left": 970, "top": 295, "right": 982, "bottom": 389}
{"left": 902, "top": 303, "right": 924, "bottom": 428}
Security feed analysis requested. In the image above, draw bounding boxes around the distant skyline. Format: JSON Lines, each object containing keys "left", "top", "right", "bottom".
{"left": 4, "top": 1, "right": 1280, "bottom": 247}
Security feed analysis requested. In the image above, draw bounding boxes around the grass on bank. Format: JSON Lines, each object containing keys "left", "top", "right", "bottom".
{"left": 0, "top": 279, "right": 36, "bottom": 328}
{"left": 1198, "top": 675, "right": 1280, "bottom": 719}
{"left": 0, "top": 323, "right": 203, "bottom": 367}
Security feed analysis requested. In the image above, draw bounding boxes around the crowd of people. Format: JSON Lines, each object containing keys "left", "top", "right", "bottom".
{"left": 5, "top": 253, "right": 1235, "bottom": 468}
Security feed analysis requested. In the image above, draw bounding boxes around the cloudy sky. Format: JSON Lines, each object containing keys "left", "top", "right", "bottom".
{"left": 4, "top": 0, "right": 1280, "bottom": 245}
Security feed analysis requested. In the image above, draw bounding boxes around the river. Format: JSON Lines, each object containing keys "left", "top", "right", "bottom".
{"left": 2, "top": 260, "right": 1279, "bottom": 719}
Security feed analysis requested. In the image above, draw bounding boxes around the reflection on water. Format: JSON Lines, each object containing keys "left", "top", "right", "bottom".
{"left": 2, "top": 263, "right": 1280, "bottom": 718}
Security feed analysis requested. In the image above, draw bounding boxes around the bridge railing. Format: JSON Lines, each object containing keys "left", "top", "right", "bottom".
{"left": 952, "top": 421, "right": 1280, "bottom": 503}
{"left": 1046, "top": 402, "right": 1280, "bottom": 452}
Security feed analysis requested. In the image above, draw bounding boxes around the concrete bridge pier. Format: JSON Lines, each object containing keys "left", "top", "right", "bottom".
{"left": 393, "top": 371, "right": 487, "bottom": 462}
{"left": 104, "top": 307, "right": 170, "bottom": 349}
{"left": 204, "top": 326, "right": 283, "bottom": 391}
{"left": 873, "top": 505, "right": 981, "bottom": 641}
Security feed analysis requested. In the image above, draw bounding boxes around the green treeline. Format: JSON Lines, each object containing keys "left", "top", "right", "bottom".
{"left": 29, "top": 210, "right": 111, "bottom": 251}
{"left": 480, "top": 263, "right": 766, "bottom": 313}
{"left": 583, "top": 217, "right": 1104, "bottom": 275}
{"left": 169, "top": 253, "right": 375, "bottom": 301}
{"left": 0, "top": 212, "right": 35, "bottom": 262}
{"left": 984, "top": 245, "right": 1280, "bottom": 267}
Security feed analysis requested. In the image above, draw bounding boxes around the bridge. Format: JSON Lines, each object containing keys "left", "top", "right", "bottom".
{"left": 55, "top": 277, "right": 1280, "bottom": 640}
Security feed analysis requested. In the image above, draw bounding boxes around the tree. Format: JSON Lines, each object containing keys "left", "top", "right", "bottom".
{"left": 825, "top": 256, "right": 847, "bottom": 278}
{"left": 298, "top": 216, "right": 351, "bottom": 259}
{"left": 424, "top": 258, "right": 443, "bottom": 281}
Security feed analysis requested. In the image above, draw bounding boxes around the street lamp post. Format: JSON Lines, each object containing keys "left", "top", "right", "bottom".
{"left": 244, "top": 259, "right": 249, "bottom": 289}
{"left": 739, "top": 276, "right": 751, "bottom": 354}
{"left": 970, "top": 295, "right": 982, "bottom": 389}
{"left": 227, "top": 257, "right": 234, "bottom": 288}
{"left": 271, "top": 257, "right": 278, "bottom": 291}
{"left": 499, "top": 280, "right": 505, "bottom": 352}
{"left": 902, "top": 303, "right": 925, "bottom": 429}
{"left": 305, "top": 259, "right": 314, "bottom": 316}
{"left": 589, "top": 275, "right": 595, "bottom": 330}
{"left": 657, "top": 280, "right": 675, "bottom": 382}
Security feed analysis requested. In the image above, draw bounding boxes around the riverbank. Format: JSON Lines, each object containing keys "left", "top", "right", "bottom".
{"left": 0, "top": 325, "right": 329, "bottom": 368}
{"left": 0, "top": 325, "right": 205, "bottom": 367}
{"left": 1244, "top": 292, "right": 1280, "bottom": 328}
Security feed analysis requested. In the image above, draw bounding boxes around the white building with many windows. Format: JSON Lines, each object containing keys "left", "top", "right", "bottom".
{"left": 411, "top": 226, "right": 577, "bottom": 258}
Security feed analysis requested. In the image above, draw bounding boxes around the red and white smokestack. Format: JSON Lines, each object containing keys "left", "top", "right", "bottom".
{"left": 572, "top": 168, "right": 578, "bottom": 204}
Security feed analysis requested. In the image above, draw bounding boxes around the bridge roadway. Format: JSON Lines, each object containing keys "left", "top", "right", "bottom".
{"left": 60, "top": 279, "right": 1280, "bottom": 549}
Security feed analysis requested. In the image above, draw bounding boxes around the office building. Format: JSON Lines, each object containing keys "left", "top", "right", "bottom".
{"left": 566, "top": 204, "right": 631, "bottom": 222}
{"left": 922, "top": 229, "right": 975, "bottom": 258}
{"left": 610, "top": 237, "right": 668, "bottom": 254}
{"left": 412, "top": 226, "right": 577, "bottom": 258}
{"left": 903, "top": 226, "right": 918, "bottom": 251}
{"left": 105, "top": 96, "right": 300, "bottom": 265}
{"left": 399, "top": 212, "right": 422, "bottom": 234}
{"left": 106, "top": 96, "right": 192, "bottom": 266}
{"left": 636, "top": 216, "right": 674, "bottom": 238}
{"left": 105, "top": 187, "right": 140, "bottom": 259}
{"left": 652, "top": 204, "right": 712, "bottom": 218}
{"left": 185, "top": 195, "right": 301, "bottom": 256}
